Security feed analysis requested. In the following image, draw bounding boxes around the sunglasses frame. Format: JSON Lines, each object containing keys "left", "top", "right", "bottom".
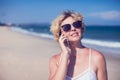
{"left": 59, "top": 20, "right": 82, "bottom": 36}
{"left": 61, "top": 20, "right": 82, "bottom": 32}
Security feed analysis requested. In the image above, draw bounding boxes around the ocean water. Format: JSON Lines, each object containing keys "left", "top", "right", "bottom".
{"left": 10, "top": 24, "right": 120, "bottom": 56}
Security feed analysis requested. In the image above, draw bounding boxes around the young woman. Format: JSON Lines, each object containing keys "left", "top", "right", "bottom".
{"left": 49, "top": 11, "right": 108, "bottom": 80}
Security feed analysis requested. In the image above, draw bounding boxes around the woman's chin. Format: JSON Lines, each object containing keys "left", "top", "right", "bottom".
{"left": 69, "top": 38, "right": 80, "bottom": 42}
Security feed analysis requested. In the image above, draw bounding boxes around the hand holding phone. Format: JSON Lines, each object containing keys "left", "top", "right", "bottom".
{"left": 64, "top": 39, "right": 69, "bottom": 47}
{"left": 59, "top": 31, "right": 69, "bottom": 47}
{"left": 59, "top": 33, "right": 71, "bottom": 55}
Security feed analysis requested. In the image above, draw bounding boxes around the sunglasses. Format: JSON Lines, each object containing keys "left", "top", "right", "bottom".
{"left": 61, "top": 20, "right": 82, "bottom": 32}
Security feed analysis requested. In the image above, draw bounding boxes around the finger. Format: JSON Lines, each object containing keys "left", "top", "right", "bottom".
{"left": 59, "top": 34, "right": 65, "bottom": 40}
{"left": 59, "top": 36, "right": 67, "bottom": 43}
{"left": 61, "top": 35, "right": 67, "bottom": 41}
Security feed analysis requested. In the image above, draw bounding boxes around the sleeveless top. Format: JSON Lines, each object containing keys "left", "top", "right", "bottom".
{"left": 65, "top": 48, "right": 97, "bottom": 80}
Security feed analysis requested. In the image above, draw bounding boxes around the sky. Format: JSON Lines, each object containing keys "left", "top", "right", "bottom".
{"left": 0, "top": 0, "right": 120, "bottom": 25}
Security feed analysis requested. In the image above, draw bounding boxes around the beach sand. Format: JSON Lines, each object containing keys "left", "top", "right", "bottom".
{"left": 0, "top": 26, "right": 120, "bottom": 80}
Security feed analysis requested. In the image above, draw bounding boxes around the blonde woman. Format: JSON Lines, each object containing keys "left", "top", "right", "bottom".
{"left": 49, "top": 10, "right": 107, "bottom": 80}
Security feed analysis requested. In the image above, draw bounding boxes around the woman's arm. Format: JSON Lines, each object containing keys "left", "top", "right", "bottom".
{"left": 49, "top": 53, "right": 69, "bottom": 80}
{"left": 96, "top": 52, "right": 108, "bottom": 80}
{"left": 49, "top": 34, "right": 71, "bottom": 80}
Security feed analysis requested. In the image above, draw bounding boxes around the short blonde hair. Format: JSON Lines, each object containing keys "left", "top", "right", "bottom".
{"left": 50, "top": 10, "right": 85, "bottom": 42}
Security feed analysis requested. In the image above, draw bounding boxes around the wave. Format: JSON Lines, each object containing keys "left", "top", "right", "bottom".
{"left": 10, "top": 26, "right": 53, "bottom": 39}
{"left": 11, "top": 26, "right": 120, "bottom": 49}
{"left": 82, "top": 38, "right": 120, "bottom": 48}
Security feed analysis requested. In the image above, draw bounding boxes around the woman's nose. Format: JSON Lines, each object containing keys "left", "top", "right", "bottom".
{"left": 71, "top": 25, "right": 76, "bottom": 31}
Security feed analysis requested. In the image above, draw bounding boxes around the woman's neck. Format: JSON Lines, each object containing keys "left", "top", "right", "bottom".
{"left": 70, "top": 41, "right": 83, "bottom": 48}
{"left": 69, "top": 41, "right": 85, "bottom": 56}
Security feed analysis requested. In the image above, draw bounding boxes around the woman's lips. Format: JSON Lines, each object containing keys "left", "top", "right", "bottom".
{"left": 71, "top": 32, "right": 79, "bottom": 37}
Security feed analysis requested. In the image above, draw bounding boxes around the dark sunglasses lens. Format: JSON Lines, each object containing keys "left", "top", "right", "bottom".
{"left": 62, "top": 24, "right": 71, "bottom": 31}
{"left": 73, "top": 21, "right": 82, "bottom": 28}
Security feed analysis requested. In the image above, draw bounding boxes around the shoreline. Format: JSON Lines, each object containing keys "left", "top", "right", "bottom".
{"left": 10, "top": 25, "right": 120, "bottom": 56}
{"left": 0, "top": 26, "right": 120, "bottom": 80}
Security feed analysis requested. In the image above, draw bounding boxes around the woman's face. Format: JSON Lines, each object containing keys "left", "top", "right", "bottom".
{"left": 60, "top": 17, "right": 83, "bottom": 42}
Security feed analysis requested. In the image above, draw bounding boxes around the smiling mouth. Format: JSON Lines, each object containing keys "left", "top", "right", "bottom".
{"left": 71, "top": 32, "right": 79, "bottom": 37}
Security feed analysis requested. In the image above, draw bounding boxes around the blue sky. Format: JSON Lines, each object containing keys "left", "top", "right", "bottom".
{"left": 1, "top": 0, "right": 120, "bottom": 25}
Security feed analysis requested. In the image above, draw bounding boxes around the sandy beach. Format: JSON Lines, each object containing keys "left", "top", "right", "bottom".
{"left": 0, "top": 26, "right": 120, "bottom": 80}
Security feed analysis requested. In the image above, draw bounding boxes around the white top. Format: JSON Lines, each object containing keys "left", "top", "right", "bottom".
{"left": 65, "top": 48, "right": 97, "bottom": 80}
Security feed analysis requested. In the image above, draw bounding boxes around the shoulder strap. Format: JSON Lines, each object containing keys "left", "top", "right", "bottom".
{"left": 89, "top": 48, "right": 92, "bottom": 69}
{"left": 57, "top": 54, "right": 62, "bottom": 65}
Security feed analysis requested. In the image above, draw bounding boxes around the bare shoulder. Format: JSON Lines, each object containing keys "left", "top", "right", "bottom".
{"left": 90, "top": 49, "right": 107, "bottom": 80}
{"left": 49, "top": 53, "right": 61, "bottom": 79}
{"left": 49, "top": 53, "right": 61, "bottom": 65}
{"left": 91, "top": 49, "right": 106, "bottom": 66}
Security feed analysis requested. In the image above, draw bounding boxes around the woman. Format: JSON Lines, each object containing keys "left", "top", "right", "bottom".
{"left": 49, "top": 11, "right": 107, "bottom": 80}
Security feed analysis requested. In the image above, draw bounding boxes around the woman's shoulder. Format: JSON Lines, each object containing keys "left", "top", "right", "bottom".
{"left": 49, "top": 53, "right": 61, "bottom": 64}
{"left": 51, "top": 53, "right": 61, "bottom": 59}
{"left": 91, "top": 48, "right": 106, "bottom": 67}
{"left": 91, "top": 48, "right": 105, "bottom": 60}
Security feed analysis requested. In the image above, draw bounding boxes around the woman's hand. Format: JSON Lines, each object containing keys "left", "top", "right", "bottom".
{"left": 59, "top": 34, "right": 71, "bottom": 56}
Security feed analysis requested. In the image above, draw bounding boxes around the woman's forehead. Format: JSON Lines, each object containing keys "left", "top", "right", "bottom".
{"left": 60, "top": 17, "right": 76, "bottom": 26}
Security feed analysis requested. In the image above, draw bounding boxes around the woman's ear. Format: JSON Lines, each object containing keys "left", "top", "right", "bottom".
{"left": 59, "top": 30, "right": 62, "bottom": 37}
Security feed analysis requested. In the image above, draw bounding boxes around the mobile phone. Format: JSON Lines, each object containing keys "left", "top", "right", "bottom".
{"left": 64, "top": 39, "right": 69, "bottom": 47}
{"left": 59, "top": 31, "right": 69, "bottom": 47}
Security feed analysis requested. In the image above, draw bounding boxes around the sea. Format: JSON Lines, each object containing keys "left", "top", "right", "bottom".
{"left": 10, "top": 24, "right": 120, "bottom": 57}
